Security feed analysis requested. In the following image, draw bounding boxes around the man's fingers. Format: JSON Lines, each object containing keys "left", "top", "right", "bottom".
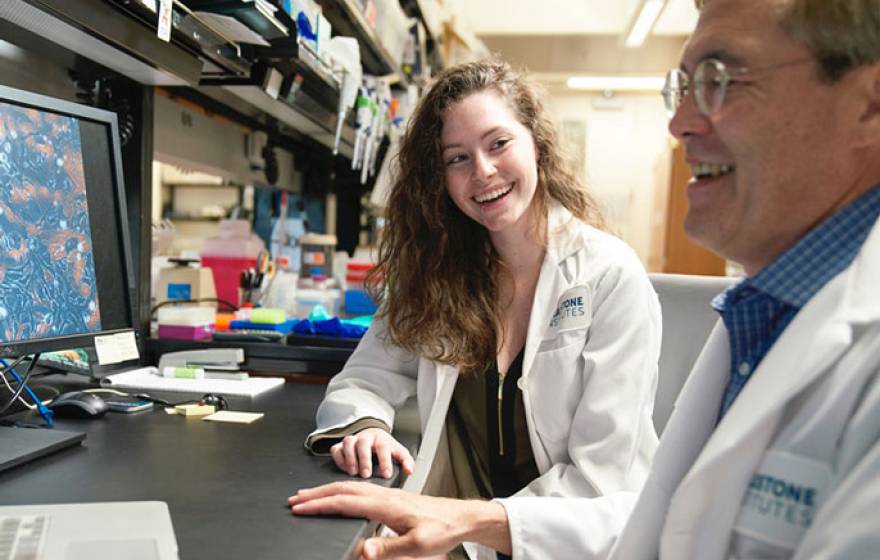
{"left": 290, "top": 491, "right": 385, "bottom": 519}
{"left": 289, "top": 480, "right": 387, "bottom": 505}
{"left": 361, "top": 531, "right": 436, "bottom": 560}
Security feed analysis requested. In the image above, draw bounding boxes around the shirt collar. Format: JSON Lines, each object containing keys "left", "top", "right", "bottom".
{"left": 714, "top": 185, "right": 880, "bottom": 311}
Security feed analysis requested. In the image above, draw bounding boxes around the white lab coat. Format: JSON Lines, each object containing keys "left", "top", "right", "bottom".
{"left": 306, "top": 204, "right": 662, "bottom": 559}
{"left": 500, "top": 216, "right": 880, "bottom": 560}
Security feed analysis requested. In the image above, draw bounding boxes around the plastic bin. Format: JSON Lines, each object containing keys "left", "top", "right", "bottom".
{"left": 200, "top": 220, "right": 265, "bottom": 307}
{"left": 201, "top": 256, "right": 257, "bottom": 308}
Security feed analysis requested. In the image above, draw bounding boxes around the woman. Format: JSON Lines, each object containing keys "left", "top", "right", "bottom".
{"left": 296, "top": 60, "right": 661, "bottom": 559}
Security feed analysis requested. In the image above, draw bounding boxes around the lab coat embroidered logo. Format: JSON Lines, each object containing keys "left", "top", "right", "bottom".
{"left": 549, "top": 285, "right": 590, "bottom": 331}
{"left": 733, "top": 450, "right": 833, "bottom": 550}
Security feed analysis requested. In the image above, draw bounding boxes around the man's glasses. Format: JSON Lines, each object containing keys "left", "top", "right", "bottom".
{"left": 662, "top": 57, "right": 812, "bottom": 116}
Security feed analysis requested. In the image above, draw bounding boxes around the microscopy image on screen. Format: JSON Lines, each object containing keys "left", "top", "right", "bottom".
{"left": 0, "top": 102, "right": 102, "bottom": 344}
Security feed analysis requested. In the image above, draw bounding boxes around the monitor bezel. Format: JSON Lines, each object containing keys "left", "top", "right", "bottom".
{"left": 0, "top": 84, "right": 137, "bottom": 358}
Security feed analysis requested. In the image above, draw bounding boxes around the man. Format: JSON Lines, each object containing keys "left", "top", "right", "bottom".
{"left": 289, "top": 0, "right": 880, "bottom": 558}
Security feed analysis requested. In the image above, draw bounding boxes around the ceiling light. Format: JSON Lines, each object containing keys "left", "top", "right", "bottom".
{"left": 566, "top": 76, "right": 666, "bottom": 92}
{"left": 623, "top": 0, "right": 667, "bottom": 48}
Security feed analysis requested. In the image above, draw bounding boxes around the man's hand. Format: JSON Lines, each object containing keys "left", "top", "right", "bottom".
{"left": 330, "top": 428, "right": 415, "bottom": 479}
{"left": 288, "top": 481, "right": 511, "bottom": 559}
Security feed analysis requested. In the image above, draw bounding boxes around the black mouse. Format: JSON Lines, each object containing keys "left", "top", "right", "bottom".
{"left": 49, "top": 391, "right": 109, "bottom": 419}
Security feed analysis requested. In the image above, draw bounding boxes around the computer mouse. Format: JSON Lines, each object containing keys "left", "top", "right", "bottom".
{"left": 49, "top": 391, "right": 109, "bottom": 419}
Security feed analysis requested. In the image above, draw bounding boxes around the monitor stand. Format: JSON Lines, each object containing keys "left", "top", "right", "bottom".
{"left": 0, "top": 425, "right": 85, "bottom": 473}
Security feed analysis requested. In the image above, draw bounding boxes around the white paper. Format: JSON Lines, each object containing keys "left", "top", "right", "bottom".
{"left": 192, "top": 12, "right": 272, "bottom": 46}
{"left": 203, "top": 410, "right": 264, "bottom": 424}
{"left": 93, "top": 331, "right": 140, "bottom": 365}
{"left": 139, "top": 0, "right": 157, "bottom": 13}
{"left": 101, "top": 368, "right": 284, "bottom": 397}
{"left": 157, "top": 0, "right": 172, "bottom": 42}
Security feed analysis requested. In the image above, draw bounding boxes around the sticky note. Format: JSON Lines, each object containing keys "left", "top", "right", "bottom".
{"left": 94, "top": 331, "right": 140, "bottom": 365}
{"left": 203, "top": 411, "right": 264, "bottom": 424}
{"left": 174, "top": 404, "right": 215, "bottom": 416}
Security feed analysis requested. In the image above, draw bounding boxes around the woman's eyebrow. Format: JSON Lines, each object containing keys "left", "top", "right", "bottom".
{"left": 441, "top": 127, "right": 507, "bottom": 152}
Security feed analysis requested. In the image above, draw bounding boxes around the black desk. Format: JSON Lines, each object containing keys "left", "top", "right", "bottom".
{"left": 0, "top": 380, "right": 412, "bottom": 560}
{"left": 146, "top": 336, "right": 358, "bottom": 377}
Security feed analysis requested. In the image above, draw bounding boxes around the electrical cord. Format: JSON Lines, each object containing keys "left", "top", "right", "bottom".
{"left": 0, "top": 354, "right": 45, "bottom": 421}
{"left": 0, "top": 360, "right": 38, "bottom": 411}
{"left": 81, "top": 387, "right": 178, "bottom": 407}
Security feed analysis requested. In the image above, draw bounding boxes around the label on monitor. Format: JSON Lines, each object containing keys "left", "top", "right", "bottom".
{"left": 94, "top": 331, "right": 140, "bottom": 365}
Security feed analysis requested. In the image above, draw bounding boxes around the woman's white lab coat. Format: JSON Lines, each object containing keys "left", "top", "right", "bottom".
{"left": 306, "top": 203, "right": 662, "bottom": 559}
{"left": 500, "top": 217, "right": 880, "bottom": 559}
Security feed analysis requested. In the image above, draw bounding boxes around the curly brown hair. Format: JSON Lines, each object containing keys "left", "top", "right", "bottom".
{"left": 367, "top": 59, "right": 604, "bottom": 372}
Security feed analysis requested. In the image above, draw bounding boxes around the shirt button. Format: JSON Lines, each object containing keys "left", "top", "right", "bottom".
{"left": 738, "top": 362, "right": 751, "bottom": 376}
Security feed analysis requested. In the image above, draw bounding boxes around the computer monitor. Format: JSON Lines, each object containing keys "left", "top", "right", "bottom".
{"left": 0, "top": 84, "right": 137, "bottom": 359}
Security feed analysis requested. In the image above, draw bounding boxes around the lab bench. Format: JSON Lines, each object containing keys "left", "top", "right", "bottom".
{"left": 0, "top": 380, "right": 415, "bottom": 560}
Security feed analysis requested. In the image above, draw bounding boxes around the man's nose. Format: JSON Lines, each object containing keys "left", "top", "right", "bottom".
{"left": 669, "top": 89, "right": 712, "bottom": 140}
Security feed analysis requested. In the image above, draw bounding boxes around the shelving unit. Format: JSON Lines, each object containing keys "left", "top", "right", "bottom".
{"left": 316, "top": 0, "right": 409, "bottom": 84}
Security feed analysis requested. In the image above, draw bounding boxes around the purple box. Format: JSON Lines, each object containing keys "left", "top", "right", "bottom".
{"left": 158, "top": 324, "right": 214, "bottom": 340}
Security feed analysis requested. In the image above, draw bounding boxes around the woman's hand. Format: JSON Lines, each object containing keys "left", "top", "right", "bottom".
{"left": 330, "top": 428, "right": 415, "bottom": 479}
{"left": 289, "top": 481, "right": 510, "bottom": 560}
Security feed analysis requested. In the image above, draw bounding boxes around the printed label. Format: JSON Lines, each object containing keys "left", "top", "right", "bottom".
{"left": 167, "top": 283, "right": 192, "bottom": 301}
{"left": 734, "top": 450, "right": 832, "bottom": 549}
{"left": 548, "top": 285, "right": 590, "bottom": 332}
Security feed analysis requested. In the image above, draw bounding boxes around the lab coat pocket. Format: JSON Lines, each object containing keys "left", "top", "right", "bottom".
{"left": 527, "top": 338, "right": 586, "bottom": 444}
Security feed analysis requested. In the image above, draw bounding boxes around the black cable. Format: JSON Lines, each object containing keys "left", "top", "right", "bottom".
{"left": 0, "top": 353, "right": 40, "bottom": 415}
{"left": 149, "top": 297, "right": 238, "bottom": 319}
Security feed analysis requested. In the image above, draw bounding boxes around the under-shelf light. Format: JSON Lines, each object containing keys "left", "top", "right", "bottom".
{"left": 566, "top": 76, "right": 666, "bottom": 92}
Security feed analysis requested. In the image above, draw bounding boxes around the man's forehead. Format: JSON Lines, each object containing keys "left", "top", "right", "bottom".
{"left": 680, "top": 0, "right": 792, "bottom": 69}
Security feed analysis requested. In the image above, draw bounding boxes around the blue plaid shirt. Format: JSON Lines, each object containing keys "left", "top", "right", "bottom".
{"left": 714, "top": 185, "right": 880, "bottom": 421}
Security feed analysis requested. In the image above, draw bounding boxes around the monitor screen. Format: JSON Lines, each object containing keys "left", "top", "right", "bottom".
{"left": 0, "top": 85, "right": 135, "bottom": 358}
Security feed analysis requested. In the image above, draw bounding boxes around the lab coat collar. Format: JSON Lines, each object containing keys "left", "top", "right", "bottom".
{"left": 662, "top": 215, "right": 880, "bottom": 556}
{"left": 545, "top": 201, "right": 583, "bottom": 264}
{"left": 839, "top": 215, "right": 880, "bottom": 325}
{"left": 521, "top": 202, "right": 584, "bottom": 380}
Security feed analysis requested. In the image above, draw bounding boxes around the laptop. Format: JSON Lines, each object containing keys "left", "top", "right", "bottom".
{"left": 0, "top": 501, "right": 179, "bottom": 560}
{"left": 0, "top": 426, "right": 86, "bottom": 474}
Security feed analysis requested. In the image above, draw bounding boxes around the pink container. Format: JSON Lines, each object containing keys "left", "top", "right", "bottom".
{"left": 200, "top": 256, "right": 257, "bottom": 308}
{"left": 158, "top": 324, "right": 214, "bottom": 340}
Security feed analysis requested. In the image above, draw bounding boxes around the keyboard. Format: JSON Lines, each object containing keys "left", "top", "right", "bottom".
{"left": 0, "top": 514, "right": 48, "bottom": 560}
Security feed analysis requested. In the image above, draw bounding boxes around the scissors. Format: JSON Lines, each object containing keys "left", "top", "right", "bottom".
{"left": 255, "top": 249, "right": 276, "bottom": 285}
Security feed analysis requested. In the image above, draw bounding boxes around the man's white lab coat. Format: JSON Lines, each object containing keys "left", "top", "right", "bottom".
{"left": 500, "top": 216, "right": 880, "bottom": 559}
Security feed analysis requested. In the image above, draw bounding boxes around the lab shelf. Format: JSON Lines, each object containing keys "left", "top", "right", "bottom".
{"left": 316, "top": 0, "right": 408, "bottom": 84}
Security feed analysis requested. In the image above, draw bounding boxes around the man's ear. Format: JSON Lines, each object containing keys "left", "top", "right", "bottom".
{"left": 855, "top": 61, "right": 880, "bottom": 148}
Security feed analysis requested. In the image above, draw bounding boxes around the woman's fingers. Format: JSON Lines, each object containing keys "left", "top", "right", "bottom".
{"left": 341, "top": 435, "right": 360, "bottom": 475}
{"left": 355, "top": 432, "right": 376, "bottom": 478}
{"left": 390, "top": 444, "right": 415, "bottom": 476}
{"left": 328, "top": 430, "right": 412, "bottom": 479}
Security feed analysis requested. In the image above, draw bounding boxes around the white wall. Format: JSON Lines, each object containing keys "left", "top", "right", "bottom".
{"left": 547, "top": 91, "right": 671, "bottom": 262}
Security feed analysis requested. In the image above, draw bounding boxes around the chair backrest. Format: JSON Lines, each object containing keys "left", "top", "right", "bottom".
{"left": 649, "top": 273, "right": 736, "bottom": 434}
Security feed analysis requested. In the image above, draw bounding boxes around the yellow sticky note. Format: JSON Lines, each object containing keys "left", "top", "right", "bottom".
{"left": 202, "top": 411, "right": 264, "bottom": 424}
{"left": 174, "top": 404, "right": 216, "bottom": 416}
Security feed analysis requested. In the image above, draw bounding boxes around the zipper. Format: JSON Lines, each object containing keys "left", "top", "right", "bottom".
{"left": 497, "top": 370, "right": 506, "bottom": 456}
